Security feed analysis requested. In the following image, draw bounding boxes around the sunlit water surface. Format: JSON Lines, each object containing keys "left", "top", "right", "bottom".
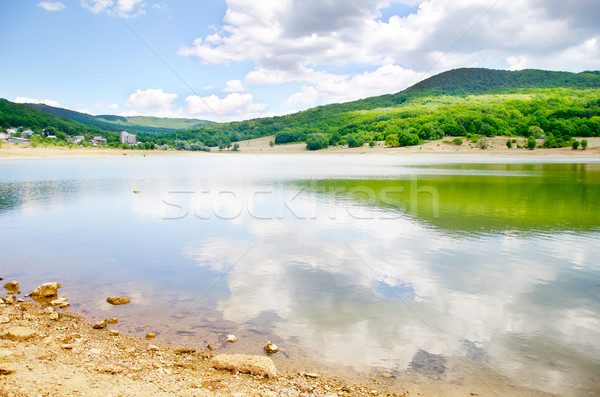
{"left": 1, "top": 155, "right": 599, "bottom": 396}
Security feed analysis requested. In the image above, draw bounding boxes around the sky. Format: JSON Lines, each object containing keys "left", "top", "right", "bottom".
{"left": 1, "top": 0, "right": 599, "bottom": 122}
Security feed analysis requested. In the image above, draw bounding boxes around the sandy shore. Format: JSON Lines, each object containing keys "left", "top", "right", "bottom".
{"left": 1, "top": 136, "right": 598, "bottom": 159}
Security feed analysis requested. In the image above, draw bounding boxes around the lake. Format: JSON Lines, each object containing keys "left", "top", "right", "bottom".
{"left": 1, "top": 154, "right": 599, "bottom": 396}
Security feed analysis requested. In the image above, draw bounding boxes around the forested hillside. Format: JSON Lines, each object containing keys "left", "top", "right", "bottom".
{"left": 3, "top": 68, "right": 600, "bottom": 150}
{"left": 176, "top": 68, "right": 600, "bottom": 149}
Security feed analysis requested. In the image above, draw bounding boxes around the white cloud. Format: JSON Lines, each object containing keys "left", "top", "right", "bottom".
{"left": 37, "top": 2, "right": 65, "bottom": 11}
{"left": 109, "top": 103, "right": 119, "bottom": 110}
{"left": 184, "top": 93, "right": 268, "bottom": 121}
{"left": 179, "top": 0, "right": 600, "bottom": 108}
{"left": 14, "top": 97, "right": 60, "bottom": 107}
{"left": 222, "top": 79, "right": 245, "bottom": 93}
{"left": 125, "top": 88, "right": 178, "bottom": 117}
{"left": 286, "top": 65, "right": 423, "bottom": 108}
{"left": 80, "top": 0, "right": 145, "bottom": 18}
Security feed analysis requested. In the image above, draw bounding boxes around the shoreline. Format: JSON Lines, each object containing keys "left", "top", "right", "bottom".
{"left": 0, "top": 283, "right": 557, "bottom": 396}
{"left": 0, "top": 286, "right": 409, "bottom": 397}
{"left": 1, "top": 136, "right": 598, "bottom": 159}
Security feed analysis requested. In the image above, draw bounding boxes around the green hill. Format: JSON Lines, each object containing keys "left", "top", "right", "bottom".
{"left": 176, "top": 68, "right": 600, "bottom": 148}
{"left": 0, "top": 99, "right": 112, "bottom": 139}
{"left": 22, "top": 103, "right": 212, "bottom": 134}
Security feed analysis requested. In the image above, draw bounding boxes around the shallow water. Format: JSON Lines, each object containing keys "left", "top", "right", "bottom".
{"left": 1, "top": 154, "right": 599, "bottom": 395}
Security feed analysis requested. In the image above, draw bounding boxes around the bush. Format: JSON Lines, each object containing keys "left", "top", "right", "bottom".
{"left": 506, "top": 140, "right": 512, "bottom": 148}
{"left": 453, "top": 137, "right": 463, "bottom": 145}
{"left": 305, "top": 133, "right": 329, "bottom": 150}
{"left": 527, "top": 136, "right": 537, "bottom": 150}
{"left": 346, "top": 133, "right": 366, "bottom": 148}
{"left": 369, "top": 140, "right": 376, "bottom": 147}
{"left": 269, "top": 140, "right": 274, "bottom": 147}
{"left": 581, "top": 139, "right": 588, "bottom": 150}
{"left": 232, "top": 143, "right": 240, "bottom": 151}
{"left": 476, "top": 137, "right": 490, "bottom": 149}
{"left": 572, "top": 141, "right": 580, "bottom": 150}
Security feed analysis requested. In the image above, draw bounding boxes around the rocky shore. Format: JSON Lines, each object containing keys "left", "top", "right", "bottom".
{"left": 0, "top": 280, "right": 407, "bottom": 396}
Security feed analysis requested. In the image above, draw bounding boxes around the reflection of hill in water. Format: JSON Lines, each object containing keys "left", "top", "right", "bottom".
{"left": 296, "top": 163, "right": 600, "bottom": 235}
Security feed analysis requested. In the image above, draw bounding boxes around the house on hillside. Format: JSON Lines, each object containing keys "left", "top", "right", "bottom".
{"left": 21, "top": 129, "right": 34, "bottom": 137}
{"left": 90, "top": 136, "right": 107, "bottom": 146}
{"left": 8, "top": 137, "right": 31, "bottom": 144}
{"left": 6, "top": 128, "right": 18, "bottom": 135}
{"left": 120, "top": 131, "right": 137, "bottom": 145}
{"left": 70, "top": 136, "right": 85, "bottom": 144}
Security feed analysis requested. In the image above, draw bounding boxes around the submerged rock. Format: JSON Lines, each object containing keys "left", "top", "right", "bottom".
{"left": 107, "top": 318, "right": 118, "bottom": 325}
{"left": 108, "top": 329, "right": 120, "bottom": 336}
{"left": 145, "top": 332, "right": 156, "bottom": 340}
{"left": 226, "top": 334, "right": 237, "bottom": 343}
{"left": 264, "top": 342, "right": 278, "bottom": 355}
{"left": 211, "top": 354, "right": 277, "bottom": 378}
{"left": 106, "top": 297, "right": 131, "bottom": 305}
{"left": 30, "top": 283, "right": 62, "bottom": 298}
{"left": 3, "top": 281, "right": 19, "bottom": 294}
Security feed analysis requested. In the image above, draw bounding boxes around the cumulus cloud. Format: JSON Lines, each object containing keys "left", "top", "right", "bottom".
{"left": 184, "top": 93, "right": 268, "bottom": 121}
{"left": 125, "top": 88, "right": 178, "bottom": 117}
{"left": 222, "top": 79, "right": 245, "bottom": 92}
{"left": 37, "top": 2, "right": 65, "bottom": 11}
{"left": 80, "top": 0, "right": 145, "bottom": 18}
{"left": 14, "top": 97, "right": 60, "bottom": 107}
{"left": 179, "top": 0, "right": 600, "bottom": 107}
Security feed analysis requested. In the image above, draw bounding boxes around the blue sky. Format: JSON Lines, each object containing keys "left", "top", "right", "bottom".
{"left": 1, "top": 0, "right": 599, "bottom": 122}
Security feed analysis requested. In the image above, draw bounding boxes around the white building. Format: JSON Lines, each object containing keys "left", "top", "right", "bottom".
{"left": 120, "top": 131, "right": 137, "bottom": 145}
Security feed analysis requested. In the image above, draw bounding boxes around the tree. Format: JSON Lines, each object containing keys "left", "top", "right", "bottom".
{"left": 581, "top": 139, "right": 588, "bottom": 150}
{"left": 572, "top": 140, "right": 580, "bottom": 150}
{"left": 385, "top": 134, "right": 399, "bottom": 147}
{"left": 346, "top": 133, "right": 365, "bottom": 148}
{"left": 527, "top": 135, "right": 537, "bottom": 150}
{"left": 269, "top": 140, "right": 275, "bottom": 147}
{"left": 232, "top": 143, "right": 240, "bottom": 151}
{"left": 506, "top": 140, "right": 512, "bottom": 148}
{"left": 305, "top": 133, "right": 329, "bottom": 150}
{"left": 369, "top": 140, "right": 376, "bottom": 147}
{"left": 528, "top": 125, "right": 546, "bottom": 139}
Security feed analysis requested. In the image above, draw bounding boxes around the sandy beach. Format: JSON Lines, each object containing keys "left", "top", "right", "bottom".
{"left": 1, "top": 136, "right": 598, "bottom": 159}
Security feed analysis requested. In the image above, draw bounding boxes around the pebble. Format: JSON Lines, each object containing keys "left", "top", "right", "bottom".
{"left": 148, "top": 345, "right": 160, "bottom": 351}
{"left": 304, "top": 372, "right": 321, "bottom": 378}
{"left": 96, "top": 364, "right": 124, "bottom": 374}
{"left": 106, "top": 296, "right": 131, "bottom": 305}
{"left": 0, "top": 316, "right": 9, "bottom": 324}
{"left": 0, "top": 349, "right": 13, "bottom": 358}
{"left": 107, "top": 318, "right": 118, "bottom": 325}
{"left": 49, "top": 312, "right": 59, "bottom": 321}
{"left": 30, "top": 282, "right": 62, "bottom": 298}
{"left": 146, "top": 332, "right": 156, "bottom": 340}
{"left": 50, "top": 298, "right": 67, "bottom": 306}
{"left": 108, "top": 330, "right": 120, "bottom": 336}
{"left": 226, "top": 334, "right": 237, "bottom": 343}
{"left": 264, "top": 342, "right": 279, "bottom": 355}
{"left": 3, "top": 281, "right": 19, "bottom": 294}
{"left": 381, "top": 372, "right": 393, "bottom": 378}
{"left": 89, "top": 348, "right": 103, "bottom": 354}
{"left": 61, "top": 344, "right": 76, "bottom": 350}
{"left": 0, "top": 365, "right": 15, "bottom": 375}
{"left": 92, "top": 319, "right": 107, "bottom": 329}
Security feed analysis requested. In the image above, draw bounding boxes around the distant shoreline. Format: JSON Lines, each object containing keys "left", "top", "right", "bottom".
{"left": 1, "top": 136, "right": 598, "bottom": 159}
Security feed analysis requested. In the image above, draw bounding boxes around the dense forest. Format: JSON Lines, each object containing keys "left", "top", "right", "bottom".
{"left": 2, "top": 68, "right": 600, "bottom": 150}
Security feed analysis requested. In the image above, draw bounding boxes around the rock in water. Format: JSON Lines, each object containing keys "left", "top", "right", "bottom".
{"left": 2, "top": 327, "right": 36, "bottom": 342}
{"left": 146, "top": 332, "right": 156, "bottom": 340}
{"left": 226, "top": 334, "right": 237, "bottom": 343}
{"left": 30, "top": 283, "right": 62, "bottom": 298}
{"left": 107, "top": 318, "right": 118, "bottom": 325}
{"left": 50, "top": 297, "right": 68, "bottom": 306}
{"left": 106, "top": 297, "right": 131, "bottom": 305}
{"left": 264, "top": 342, "right": 279, "bottom": 355}
{"left": 3, "top": 281, "right": 19, "bottom": 294}
{"left": 211, "top": 354, "right": 277, "bottom": 378}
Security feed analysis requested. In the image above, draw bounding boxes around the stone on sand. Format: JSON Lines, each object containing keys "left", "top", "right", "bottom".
{"left": 211, "top": 354, "right": 277, "bottom": 378}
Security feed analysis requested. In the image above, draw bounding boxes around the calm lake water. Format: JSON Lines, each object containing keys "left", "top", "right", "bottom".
{"left": 1, "top": 154, "right": 599, "bottom": 395}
